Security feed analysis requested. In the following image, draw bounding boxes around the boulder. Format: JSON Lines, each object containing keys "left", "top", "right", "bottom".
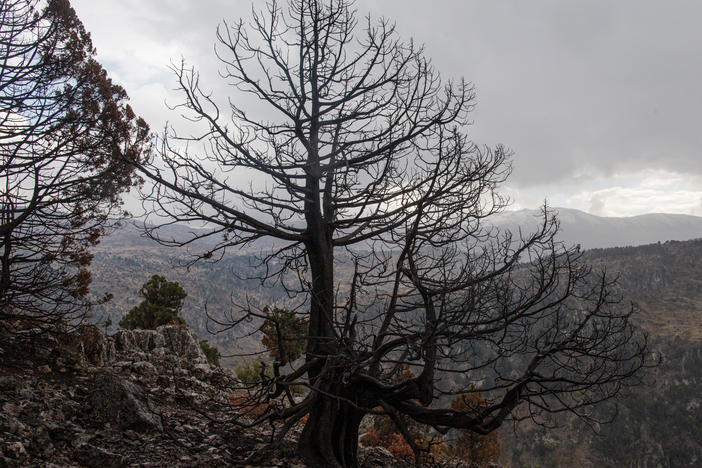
{"left": 88, "top": 372, "right": 162, "bottom": 432}
{"left": 75, "top": 443, "right": 126, "bottom": 468}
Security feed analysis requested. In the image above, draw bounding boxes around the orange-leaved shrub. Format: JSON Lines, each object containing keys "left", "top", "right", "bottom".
{"left": 448, "top": 386, "right": 500, "bottom": 466}
{"left": 361, "top": 365, "right": 446, "bottom": 463}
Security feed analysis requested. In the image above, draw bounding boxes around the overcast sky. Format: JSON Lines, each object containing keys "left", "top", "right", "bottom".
{"left": 71, "top": 0, "right": 702, "bottom": 217}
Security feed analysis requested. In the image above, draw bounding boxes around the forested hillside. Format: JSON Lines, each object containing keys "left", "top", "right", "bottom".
{"left": 90, "top": 230, "right": 702, "bottom": 466}
{"left": 499, "top": 239, "right": 702, "bottom": 467}
{"left": 586, "top": 240, "right": 702, "bottom": 341}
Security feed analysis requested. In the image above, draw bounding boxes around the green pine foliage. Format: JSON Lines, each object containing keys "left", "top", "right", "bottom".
{"left": 235, "top": 358, "right": 271, "bottom": 385}
{"left": 199, "top": 340, "right": 221, "bottom": 367}
{"left": 260, "top": 307, "right": 308, "bottom": 363}
{"left": 119, "top": 275, "right": 187, "bottom": 329}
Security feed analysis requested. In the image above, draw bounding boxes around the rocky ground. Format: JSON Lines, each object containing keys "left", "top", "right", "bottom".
{"left": 0, "top": 324, "right": 436, "bottom": 467}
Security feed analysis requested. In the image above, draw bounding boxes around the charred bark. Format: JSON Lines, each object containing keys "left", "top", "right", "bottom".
{"left": 298, "top": 389, "right": 366, "bottom": 467}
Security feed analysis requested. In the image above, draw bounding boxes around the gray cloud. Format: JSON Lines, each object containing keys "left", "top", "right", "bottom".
{"left": 357, "top": 0, "right": 702, "bottom": 187}
{"left": 72, "top": 0, "right": 702, "bottom": 213}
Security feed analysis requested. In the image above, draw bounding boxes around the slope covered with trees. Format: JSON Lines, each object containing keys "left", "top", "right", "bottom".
{"left": 88, "top": 234, "right": 702, "bottom": 466}
{"left": 498, "top": 239, "right": 702, "bottom": 467}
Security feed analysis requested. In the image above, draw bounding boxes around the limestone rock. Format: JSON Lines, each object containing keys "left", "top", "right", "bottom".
{"left": 130, "top": 361, "right": 157, "bottom": 376}
{"left": 113, "top": 325, "right": 207, "bottom": 365}
{"left": 114, "top": 328, "right": 164, "bottom": 354}
{"left": 158, "top": 325, "right": 208, "bottom": 365}
{"left": 0, "top": 322, "right": 317, "bottom": 467}
{"left": 75, "top": 325, "right": 116, "bottom": 366}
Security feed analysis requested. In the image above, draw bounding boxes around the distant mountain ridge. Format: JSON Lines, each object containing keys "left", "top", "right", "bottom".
{"left": 101, "top": 208, "right": 702, "bottom": 254}
{"left": 491, "top": 207, "right": 702, "bottom": 249}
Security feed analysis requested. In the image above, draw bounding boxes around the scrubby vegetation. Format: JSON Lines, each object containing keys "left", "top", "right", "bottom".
{"left": 449, "top": 389, "right": 501, "bottom": 465}
{"left": 235, "top": 358, "right": 271, "bottom": 386}
{"left": 199, "top": 340, "right": 221, "bottom": 367}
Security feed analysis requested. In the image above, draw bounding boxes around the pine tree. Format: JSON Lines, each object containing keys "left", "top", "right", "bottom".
{"left": 1, "top": 0, "right": 149, "bottom": 332}
{"left": 119, "top": 275, "right": 187, "bottom": 329}
{"left": 260, "top": 307, "right": 308, "bottom": 364}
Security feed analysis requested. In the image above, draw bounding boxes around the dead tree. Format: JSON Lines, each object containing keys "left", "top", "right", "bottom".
{"left": 0, "top": 0, "right": 149, "bottom": 333}
{"left": 133, "top": 1, "right": 652, "bottom": 466}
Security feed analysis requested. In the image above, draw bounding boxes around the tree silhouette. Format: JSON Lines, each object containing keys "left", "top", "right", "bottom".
{"left": 132, "top": 1, "right": 653, "bottom": 465}
{"left": 0, "top": 0, "right": 149, "bottom": 333}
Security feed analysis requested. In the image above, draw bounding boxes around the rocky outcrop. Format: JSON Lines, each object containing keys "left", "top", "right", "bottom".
{"left": 75, "top": 324, "right": 117, "bottom": 366}
{"left": 0, "top": 325, "right": 246, "bottom": 467}
{"left": 112, "top": 325, "right": 208, "bottom": 365}
{"left": 0, "top": 324, "right": 431, "bottom": 467}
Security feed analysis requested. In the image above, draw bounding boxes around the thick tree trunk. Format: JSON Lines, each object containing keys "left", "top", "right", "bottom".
{"left": 301, "top": 229, "right": 368, "bottom": 466}
{"left": 298, "top": 392, "right": 366, "bottom": 467}
{"left": 0, "top": 228, "right": 12, "bottom": 305}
